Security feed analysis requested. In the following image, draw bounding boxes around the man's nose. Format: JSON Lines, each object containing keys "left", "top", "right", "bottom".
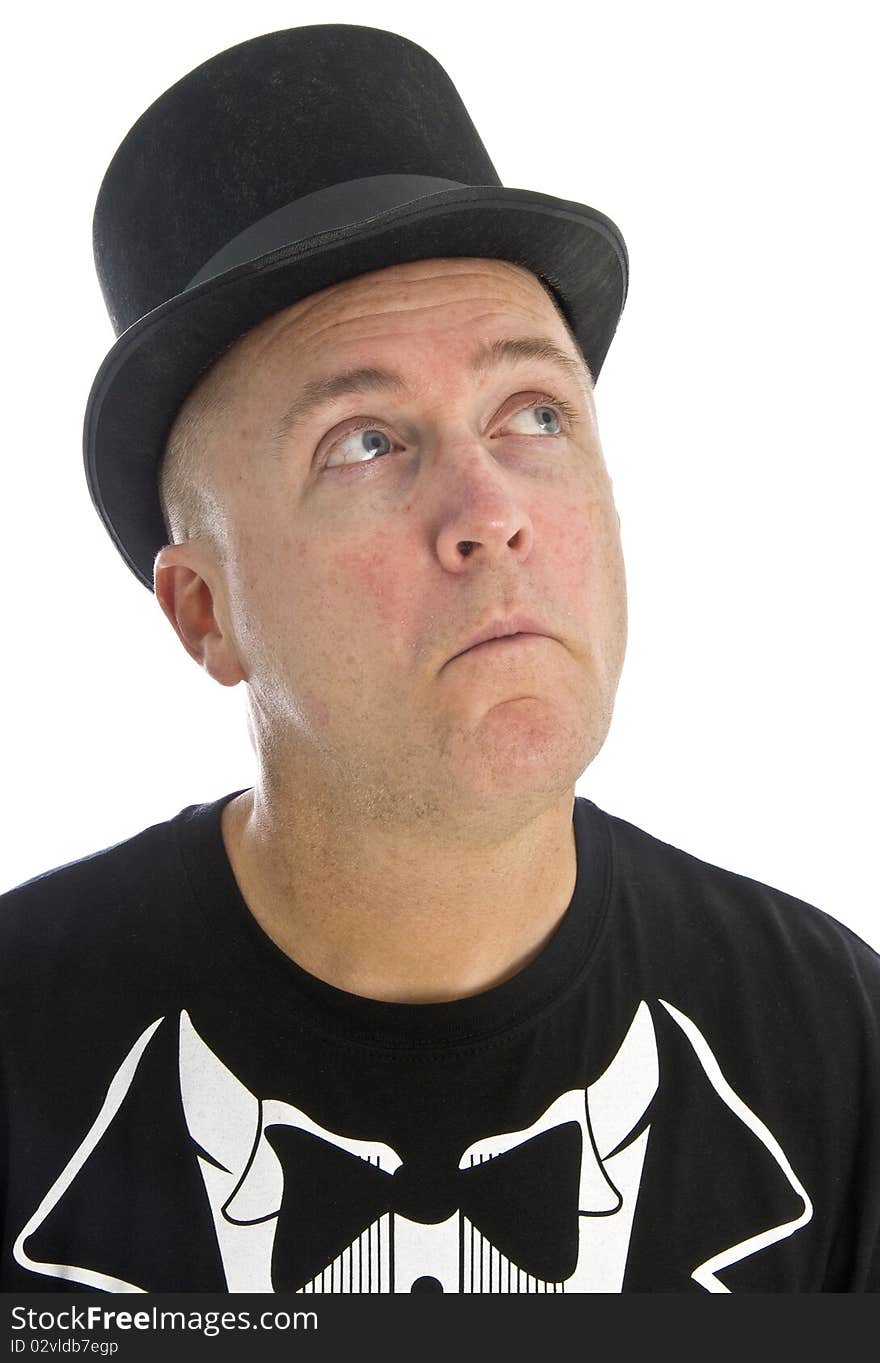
{"left": 429, "top": 439, "right": 535, "bottom": 573}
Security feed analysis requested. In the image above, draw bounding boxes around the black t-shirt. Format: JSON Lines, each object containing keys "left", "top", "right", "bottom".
{"left": 1, "top": 792, "right": 878, "bottom": 1293}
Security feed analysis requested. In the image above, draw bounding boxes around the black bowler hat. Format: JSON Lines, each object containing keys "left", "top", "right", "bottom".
{"left": 85, "top": 23, "right": 628, "bottom": 590}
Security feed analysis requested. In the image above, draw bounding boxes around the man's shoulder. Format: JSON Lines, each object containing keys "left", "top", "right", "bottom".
{"left": 0, "top": 793, "right": 228, "bottom": 960}
{"left": 587, "top": 798, "right": 880, "bottom": 985}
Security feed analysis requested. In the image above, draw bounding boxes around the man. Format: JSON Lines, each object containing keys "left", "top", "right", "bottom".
{"left": 2, "top": 24, "right": 878, "bottom": 1294}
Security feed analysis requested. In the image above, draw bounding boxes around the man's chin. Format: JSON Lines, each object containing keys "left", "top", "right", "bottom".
{"left": 435, "top": 700, "right": 598, "bottom": 813}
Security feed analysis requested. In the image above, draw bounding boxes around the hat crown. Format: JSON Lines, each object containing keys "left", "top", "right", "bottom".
{"left": 93, "top": 25, "right": 502, "bottom": 335}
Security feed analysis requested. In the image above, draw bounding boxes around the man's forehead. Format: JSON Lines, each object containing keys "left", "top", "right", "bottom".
{"left": 234, "top": 257, "right": 571, "bottom": 369}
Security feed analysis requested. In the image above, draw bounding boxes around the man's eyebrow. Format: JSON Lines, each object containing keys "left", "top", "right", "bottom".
{"left": 273, "top": 367, "right": 408, "bottom": 450}
{"left": 472, "top": 336, "right": 592, "bottom": 389}
{"left": 271, "top": 336, "right": 592, "bottom": 449}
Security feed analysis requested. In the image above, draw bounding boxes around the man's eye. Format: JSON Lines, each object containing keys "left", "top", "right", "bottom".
{"left": 505, "top": 401, "right": 564, "bottom": 436}
{"left": 325, "top": 426, "right": 395, "bottom": 468}
{"left": 323, "top": 398, "right": 571, "bottom": 470}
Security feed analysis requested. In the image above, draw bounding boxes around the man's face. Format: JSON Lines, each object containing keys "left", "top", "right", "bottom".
{"left": 169, "top": 258, "right": 627, "bottom": 836}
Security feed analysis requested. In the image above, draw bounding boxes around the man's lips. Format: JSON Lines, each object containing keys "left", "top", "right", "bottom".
{"left": 445, "top": 616, "right": 555, "bottom": 667}
{"left": 455, "top": 634, "right": 549, "bottom": 661}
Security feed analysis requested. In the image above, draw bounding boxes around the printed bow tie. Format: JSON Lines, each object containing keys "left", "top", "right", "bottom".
{"left": 262, "top": 1120, "right": 583, "bottom": 1291}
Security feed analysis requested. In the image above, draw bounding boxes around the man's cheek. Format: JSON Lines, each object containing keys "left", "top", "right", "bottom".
{"left": 332, "top": 539, "right": 417, "bottom": 632}
{"left": 538, "top": 502, "right": 595, "bottom": 590}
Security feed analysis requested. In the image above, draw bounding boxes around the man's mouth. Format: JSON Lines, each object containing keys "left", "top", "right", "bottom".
{"left": 446, "top": 615, "right": 554, "bottom": 666}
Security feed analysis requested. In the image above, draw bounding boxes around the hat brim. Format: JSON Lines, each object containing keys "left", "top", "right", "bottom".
{"left": 83, "top": 184, "right": 628, "bottom": 589}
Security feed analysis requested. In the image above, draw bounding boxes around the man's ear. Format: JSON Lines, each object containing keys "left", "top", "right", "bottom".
{"left": 153, "top": 543, "right": 245, "bottom": 688}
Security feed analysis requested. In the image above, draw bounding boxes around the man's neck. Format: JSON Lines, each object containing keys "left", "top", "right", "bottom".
{"left": 220, "top": 781, "right": 578, "bottom": 1004}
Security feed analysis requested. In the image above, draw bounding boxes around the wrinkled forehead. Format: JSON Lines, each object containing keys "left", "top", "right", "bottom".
{"left": 219, "top": 257, "right": 584, "bottom": 391}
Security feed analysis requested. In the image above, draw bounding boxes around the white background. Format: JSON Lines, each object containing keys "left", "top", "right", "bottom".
{"left": 1, "top": 1, "right": 877, "bottom": 947}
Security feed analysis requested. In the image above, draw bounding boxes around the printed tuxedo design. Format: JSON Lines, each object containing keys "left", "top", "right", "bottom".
{"left": 13, "top": 1000, "right": 812, "bottom": 1294}
{"left": 178, "top": 1003, "right": 655, "bottom": 1294}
